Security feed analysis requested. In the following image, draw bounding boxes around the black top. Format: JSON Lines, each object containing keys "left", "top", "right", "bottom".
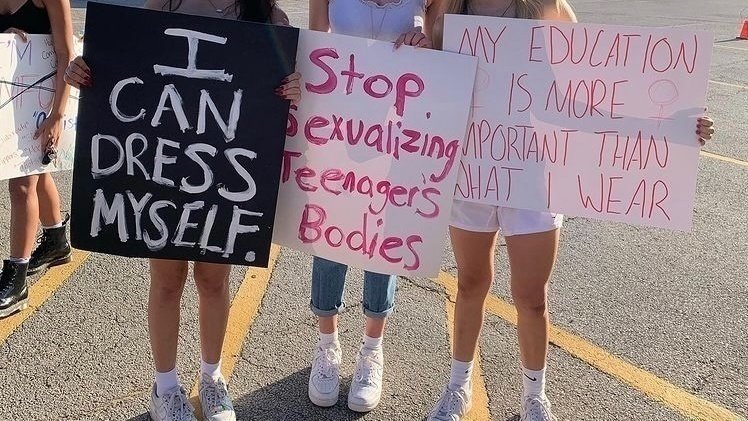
{"left": 0, "top": 0, "right": 51, "bottom": 34}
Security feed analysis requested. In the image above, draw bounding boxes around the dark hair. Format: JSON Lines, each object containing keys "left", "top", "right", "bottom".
{"left": 165, "top": 0, "right": 276, "bottom": 23}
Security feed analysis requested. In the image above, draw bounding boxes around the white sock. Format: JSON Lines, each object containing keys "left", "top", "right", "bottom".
{"left": 42, "top": 221, "right": 63, "bottom": 230}
{"left": 449, "top": 358, "right": 473, "bottom": 390}
{"left": 521, "top": 365, "right": 546, "bottom": 398}
{"left": 201, "top": 359, "right": 222, "bottom": 380}
{"left": 155, "top": 367, "right": 179, "bottom": 397}
{"left": 9, "top": 257, "right": 30, "bottom": 264}
{"left": 318, "top": 331, "right": 339, "bottom": 346}
{"left": 362, "top": 335, "right": 383, "bottom": 351}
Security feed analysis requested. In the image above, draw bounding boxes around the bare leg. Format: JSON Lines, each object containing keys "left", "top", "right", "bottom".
{"left": 194, "top": 262, "right": 232, "bottom": 365}
{"left": 449, "top": 226, "right": 498, "bottom": 362}
{"left": 8, "top": 176, "right": 40, "bottom": 258}
{"left": 148, "top": 259, "right": 189, "bottom": 373}
{"left": 35, "top": 173, "right": 62, "bottom": 227}
{"left": 505, "top": 229, "right": 559, "bottom": 370}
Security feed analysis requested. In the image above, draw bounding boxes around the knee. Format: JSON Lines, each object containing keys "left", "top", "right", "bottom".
{"left": 194, "top": 269, "right": 229, "bottom": 299}
{"left": 456, "top": 270, "right": 493, "bottom": 300}
{"left": 151, "top": 277, "right": 187, "bottom": 302}
{"left": 512, "top": 288, "right": 548, "bottom": 317}
{"left": 8, "top": 178, "right": 34, "bottom": 204}
{"left": 151, "top": 268, "right": 188, "bottom": 301}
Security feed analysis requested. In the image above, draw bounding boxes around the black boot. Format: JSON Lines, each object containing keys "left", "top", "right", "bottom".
{"left": 0, "top": 260, "right": 29, "bottom": 318}
{"left": 27, "top": 214, "right": 72, "bottom": 276}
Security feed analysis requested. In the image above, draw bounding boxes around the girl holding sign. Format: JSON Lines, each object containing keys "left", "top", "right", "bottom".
{"left": 306, "top": 0, "right": 433, "bottom": 413}
{"left": 65, "top": 1, "right": 300, "bottom": 421}
{"left": 0, "top": 0, "right": 74, "bottom": 320}
{"left": 398, "top": 1, "right": 717, "bottom": 420}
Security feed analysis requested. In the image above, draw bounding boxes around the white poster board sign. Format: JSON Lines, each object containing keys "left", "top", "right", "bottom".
{"left": 274, "top": 29, "right": 477, "bottom": 277}
{"left": 0, "top": 34, "right": 78, "bottom": 180}
{"left": 444, "top": 15, "right": 713, "bottom": 231}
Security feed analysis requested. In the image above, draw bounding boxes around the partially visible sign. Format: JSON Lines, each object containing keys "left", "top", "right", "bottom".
{"left": 71, "top": 3, "right": 299, "bottom": 266}
{"left": 273, "top": 30, "right": 478, "bottom": 277}
{"left": 444, "top": 15, "right": 713, "bottom": 231}
{"left": 0, "top": 34, "right": 78, "bottom": 180}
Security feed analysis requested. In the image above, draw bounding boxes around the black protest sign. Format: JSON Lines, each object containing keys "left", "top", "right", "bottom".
{"left": 71, "top": 3, "right": 298, "bottom": 266}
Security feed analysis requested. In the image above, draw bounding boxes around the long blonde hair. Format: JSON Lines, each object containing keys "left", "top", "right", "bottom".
{"left": 444, "top": 0, "right": 559, "bottom": 20}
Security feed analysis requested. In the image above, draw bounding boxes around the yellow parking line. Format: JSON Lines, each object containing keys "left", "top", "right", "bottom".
{"left": 437, "top": 271, "right": 744, "bottom": 421}
{"left": 0, "top": 250, "right": 89, "bottom": 344}
{"left": 700, "top": 150, "right": 748, "bottom": 167}
{"left": 189, "top": 244, "right": 281, "bottom": 418}
{"left": 437, "top": 272, "right": 492, "bottom": 421}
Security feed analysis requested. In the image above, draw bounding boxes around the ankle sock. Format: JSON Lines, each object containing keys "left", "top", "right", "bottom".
{"left": 9, "top": 257, "right": 30, "bottom": 264}
{"left": 362, "top": 334, "right": 383, "bottom": 351}
{"left": 448, "top": 358, "right": 473, "bottom": 390}
{"left": 521, "top": 365, "right": 547, "bottom": 398}
{"left": 42, "top": 221, "right": 63, "bottom": 230}
{"left": 201, "top": 359, "right": 222, "bottom": 380}
{"left": 318, "top": 331, "right": 339, "bottom": 346}
{"left": 155, "top": 367, "right": 179, "bottom": 397}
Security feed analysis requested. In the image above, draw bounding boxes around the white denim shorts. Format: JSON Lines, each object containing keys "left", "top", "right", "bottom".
{"left": 450, "top": 200, "right": 563, "bottom": 237}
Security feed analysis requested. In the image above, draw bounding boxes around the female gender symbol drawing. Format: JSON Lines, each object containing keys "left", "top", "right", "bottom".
{"left": 648, "top": 79, "right": 679, "bottom": 127}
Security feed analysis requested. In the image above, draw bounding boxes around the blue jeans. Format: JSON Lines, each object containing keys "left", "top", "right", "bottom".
{"left": 311, "top": 256, "right": 397, "bottom": 319}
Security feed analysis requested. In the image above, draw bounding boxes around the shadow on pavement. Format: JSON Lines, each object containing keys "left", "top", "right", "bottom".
{"left": 233, "top": 368, "right": 367, "bottom": 421}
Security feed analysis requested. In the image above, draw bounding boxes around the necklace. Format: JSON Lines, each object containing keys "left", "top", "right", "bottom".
{"left": 369, "top": 8, "right": 390, "bottom": 40}
{"left": 206, "top": 0, "right": 225, "bottom": 14}
{"left": 467, "top": 0, "right": 515, "bottom": 17}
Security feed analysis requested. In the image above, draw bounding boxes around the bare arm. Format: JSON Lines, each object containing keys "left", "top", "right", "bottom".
{"left": 42, "top": 0, "right": 73, "bottom": 120}
{"left": 426, "top": 0, "right": 448, "bottom": 49}
{"left": 309, "top": 0, "right": 330, "bottom": 32}
{"left": 541, "top": 0, "right": 577, "bottom": 22}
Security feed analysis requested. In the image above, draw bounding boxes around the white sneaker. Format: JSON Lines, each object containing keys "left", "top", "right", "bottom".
{"left": 347, "top": 347, "right": 384, "bottom": 412}
{"left": 149, "top": 384, "right": 197, "bottom": 421}
{"left": 199, "top": 374, "right": 236, "bottom": 421}
{"left": 428, "top": 384, "right": 472, "bottom": 421}
{"left": 308, "top": 341, "right": 342, "bottom": 407}
{"left": 521, "top": 395, "right": 558, "bottom": 421}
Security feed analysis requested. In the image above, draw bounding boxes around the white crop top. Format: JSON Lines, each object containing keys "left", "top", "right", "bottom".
{"left": 328, "top": 0, "right": 426, "bottom": 42}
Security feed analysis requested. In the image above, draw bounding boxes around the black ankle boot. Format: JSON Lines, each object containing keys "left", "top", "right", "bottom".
{"left": 0, "top": 260, "right": 29, "bottom": 318}
{"left": 27, "top": 214, "right": 72, "bottom": 276}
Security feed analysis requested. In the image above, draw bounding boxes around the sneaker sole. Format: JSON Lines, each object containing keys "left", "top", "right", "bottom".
{"left": 0, "top": 299, "right": 29, "bottom": 318}
{"left": 26, "top": 254, "right": 72, "bottom": 276}
{"left": 347, "top": 398, "right": 381, "bottom": 413}
{"left": 308, "top": 385, "right": 340, "bottom": 407}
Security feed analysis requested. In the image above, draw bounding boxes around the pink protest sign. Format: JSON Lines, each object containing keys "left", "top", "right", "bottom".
{"left": 443, "top": 15, "right": 713, "bottom": 231}
{"left": 273, "top": 29, "right": 477, "bottom": 277}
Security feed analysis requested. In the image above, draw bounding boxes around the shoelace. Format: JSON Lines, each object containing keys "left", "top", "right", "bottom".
{"left": 315, "top": 347, "right": 339, "bottom": 379}
{"left": 434, "top": 388, "right": 465, "bottom": 419}
{"left": 524, "top": 397, "right": 553, "bottom": 421}
{"left": 32, "top": 234, "right": 51, "bottom": 255}
{"left": 0, "top": 269, "right": 18, "bottom": 295}
{"left": 164, "top": 389, "right": 193, "bottom": 421}
{"left": 353, "top": 354, "right": 382, "bottom": 386}
{"left": 202, "top": 379, "right": 229, "bottom": 414}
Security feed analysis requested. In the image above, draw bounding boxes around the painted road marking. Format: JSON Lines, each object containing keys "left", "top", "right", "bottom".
{"left": 701, "top": 150, "right": 748, "bottom": 167}
{"left": 709, "top": 79, "right": 748, "bottom": 90}
{"left": 438, "top": 273, "right": 492, "bottom": 421}
{"left": 0, "top": 250, "right": 89, "bottom": 344}
{"left": 437, "top": 272, "right": 744, "bottom": 421}
{"left": 189, "top": 244, "right": 282, "bottom": 418}
{"left": 714, "top": 44, "right": 748, "bottom": 52}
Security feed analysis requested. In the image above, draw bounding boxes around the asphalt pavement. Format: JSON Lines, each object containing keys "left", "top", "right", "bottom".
{"left": 0, "top": 1, "right": 746, "bottom": 420}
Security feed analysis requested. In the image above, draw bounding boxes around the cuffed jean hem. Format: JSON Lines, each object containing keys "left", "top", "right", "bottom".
{"left": 364, "top": 305, "right": 394, "bottom": 319}
{"left": 310, "top": 301, "right": 344, "bottom": 317}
